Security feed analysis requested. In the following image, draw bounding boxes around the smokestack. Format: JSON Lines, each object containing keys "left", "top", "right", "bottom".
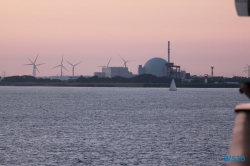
{"left": 168, "top": 41, "right": 170, "bottom": 63}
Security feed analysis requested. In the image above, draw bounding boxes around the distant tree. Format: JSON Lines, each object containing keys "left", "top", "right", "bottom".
{"left": 190, "top": 78, "right": 201, "bottom": 83}
{"left": 2, "top": 75, "right": 37, "bottom": 82}
{"left": 75, "top": 76, "right": 87, "bottom": 82}
{"left": 218, "top": 79, "right": 223, "bottom": 83}
{"left": 131, "top": 74, "right": 157, "bottom": 83}
{"left": 110, "top": 76, "right": 128, "bottom": 83}
{"left": 51, "top": 79, "right": 62, "bottom": 82}
{"left": 89, "top": 76, "right": 99, "bottom": 82}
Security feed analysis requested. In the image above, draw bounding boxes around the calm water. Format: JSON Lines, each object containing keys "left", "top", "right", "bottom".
{"left": 0, "top": 87, "right": 248, "bottom": 166}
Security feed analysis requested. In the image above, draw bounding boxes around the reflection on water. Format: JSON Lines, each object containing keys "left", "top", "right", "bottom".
{"left": 0, "top": 87, "right": 247, "bottom": 165}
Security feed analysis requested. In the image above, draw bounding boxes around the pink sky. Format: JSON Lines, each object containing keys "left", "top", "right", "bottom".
{"left": 1, "top": 0, "right": 250, "bottom": 77}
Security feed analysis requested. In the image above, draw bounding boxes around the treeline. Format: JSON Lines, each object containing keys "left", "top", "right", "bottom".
{"left": 1, "top": 75, "right": 249, "bottom": 84}
{"left": 1, "top": 74, "right": 182, "bottom": 84}
{"left": 190, "top": 76, "right": 250, "bottom": 84}
{"left": 1, "top": 75, "right": 62, "bottom": 83}
{"left": 73, "top": 74, "right": 182, "bottom": 83}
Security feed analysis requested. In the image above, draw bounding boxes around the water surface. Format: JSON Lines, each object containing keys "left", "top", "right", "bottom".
{"left": 0, "top": 87, "right": 248, "bottom": 166}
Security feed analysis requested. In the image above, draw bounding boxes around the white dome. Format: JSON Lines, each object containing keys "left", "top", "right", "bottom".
{"left": 144, "top": 57, "right": 167, "bottom": 77}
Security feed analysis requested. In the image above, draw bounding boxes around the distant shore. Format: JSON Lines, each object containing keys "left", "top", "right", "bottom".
{"left": 0, "top": 82, "right": 241, "bottom": 88}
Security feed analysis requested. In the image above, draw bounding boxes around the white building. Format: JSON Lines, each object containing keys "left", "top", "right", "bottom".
{"left": 94, "top": 67, "right": 133, "bottom": 78}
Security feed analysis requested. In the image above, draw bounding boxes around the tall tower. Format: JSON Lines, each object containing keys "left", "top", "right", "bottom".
{"left": 168, "top": 41, "right": 170, "bottom": 63}
{"left": 165, "top": 41, "right": 171, "bottom": 77}
{"left": 211, "top": 65, "right": 214, "bottom": 80}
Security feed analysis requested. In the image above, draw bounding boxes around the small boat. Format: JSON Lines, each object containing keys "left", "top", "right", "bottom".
{"left": 169, "top": 79, "right": 177, "bottom": 91}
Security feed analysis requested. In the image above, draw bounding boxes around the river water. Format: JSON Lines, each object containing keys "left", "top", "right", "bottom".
{"left": 0, "top": 87, "right": 248, "bottom": 166}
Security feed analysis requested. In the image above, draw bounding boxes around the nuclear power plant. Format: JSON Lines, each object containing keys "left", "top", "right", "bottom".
{"left": 94, "top": 41, "right": 190, "bottom": 79}
{"left": 94, "top": 56, "right": 134, "bottom": 78}
{"left": 138, "top": 41, "right": 189, "bottom": 79}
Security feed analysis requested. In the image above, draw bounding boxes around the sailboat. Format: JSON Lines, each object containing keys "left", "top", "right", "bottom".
{"left": 169, "top": 79, "right": 177, "bottom": 91}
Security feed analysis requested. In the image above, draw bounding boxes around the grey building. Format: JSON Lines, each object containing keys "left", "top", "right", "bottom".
{"left": 94, "top": 67, "right": 133, "bottom": 78}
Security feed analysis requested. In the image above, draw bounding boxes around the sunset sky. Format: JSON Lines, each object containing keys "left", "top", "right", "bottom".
{"left": 1, "top": 0, "right": 250, "bottom": 77}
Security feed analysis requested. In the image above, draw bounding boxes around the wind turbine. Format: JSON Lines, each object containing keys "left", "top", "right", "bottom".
{"left": 66, "top": 60, "right": 82, "bottom": 77}
{"left": 23, "top": 54, "right": 45, "bottom": 77}
{"left": 98, "top": 57, "right": 112, "bottom": 68}
{"left": 118, "top": 53, "right": 132, "bottom": 68}
{"left": 52, "top": 55, "right": 68, "bottom": 80}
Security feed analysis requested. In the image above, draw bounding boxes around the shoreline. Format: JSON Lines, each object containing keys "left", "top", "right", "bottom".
{"left": 0, "top": 82, "right": 240, "bottom": 88}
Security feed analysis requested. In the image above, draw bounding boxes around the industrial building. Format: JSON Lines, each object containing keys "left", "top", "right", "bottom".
{"left": 94, "top": 67, "right": 133, "bottom": 78}
{"left": 138, "top": 57, "right": 185, "bottom": 78}
{"left": 94, "top": 41, "right": 190, "bottom": 79}
{"left": 138, "top": 41, "right": 190, "bottom": 79}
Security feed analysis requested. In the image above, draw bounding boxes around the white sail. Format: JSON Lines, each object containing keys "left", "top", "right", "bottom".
{"left": 169, "top": 79, "right": 177, "bottom": 91}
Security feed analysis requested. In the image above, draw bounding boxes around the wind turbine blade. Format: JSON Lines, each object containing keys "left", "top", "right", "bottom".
{"left": 107, "top": 57, "right": 112, "bottom": 67}
{"left": 117, "top": 53, "right": 125, "bottom": 62}
{"left": 23, "top": 64, "right": 33, "bottom": 66}
{"left": 61, "top": 55, "right": 64, "bottom": 64}
{"left": 62, "top": 65, "right": 68, "bottom": 71}
{"left": 36, "top": 63, "right": 45, "bottom": 66}
{"left": 35, "top": 66, "right": 40, "bottom": 73}
{"left": 74, "top": 61, "right": 82, "bottom": 66}
{"left": 66, "top": 60, "right": 73, "bottom": 66}
{"left": 28, "top": 58, "right": 34, "bottom": 64}
{"left": 52, "top": 65, "right": 61, "bottom": 69}
{"left": 34, "top": 54, "right": 39, "bottom": 63}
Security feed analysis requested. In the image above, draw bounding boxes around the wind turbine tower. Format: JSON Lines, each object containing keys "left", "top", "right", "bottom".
{"left": 52, "top": 55, "right": 68, "bottom": 80}
{"left": 66, "top": 60, "right": 82, "bottom": 77}
{"left": 23, "top": 54, "right": 45, "bottom": 77}
{"left": 118, "top": 54, "right": 132, "bottom": 68}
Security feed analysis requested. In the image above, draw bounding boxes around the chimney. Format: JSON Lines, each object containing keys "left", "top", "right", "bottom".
{"left": 168, "top": 41, "right": 170, "bottom": 63}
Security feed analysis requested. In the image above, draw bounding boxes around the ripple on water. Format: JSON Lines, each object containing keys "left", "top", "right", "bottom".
{"left": 0, "top": 87, "right": 247, "bottom": 165}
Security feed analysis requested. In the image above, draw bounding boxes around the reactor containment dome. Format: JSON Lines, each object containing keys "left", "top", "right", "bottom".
{"left": 138, "top": 57, "right": 167, "bottom": 77}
